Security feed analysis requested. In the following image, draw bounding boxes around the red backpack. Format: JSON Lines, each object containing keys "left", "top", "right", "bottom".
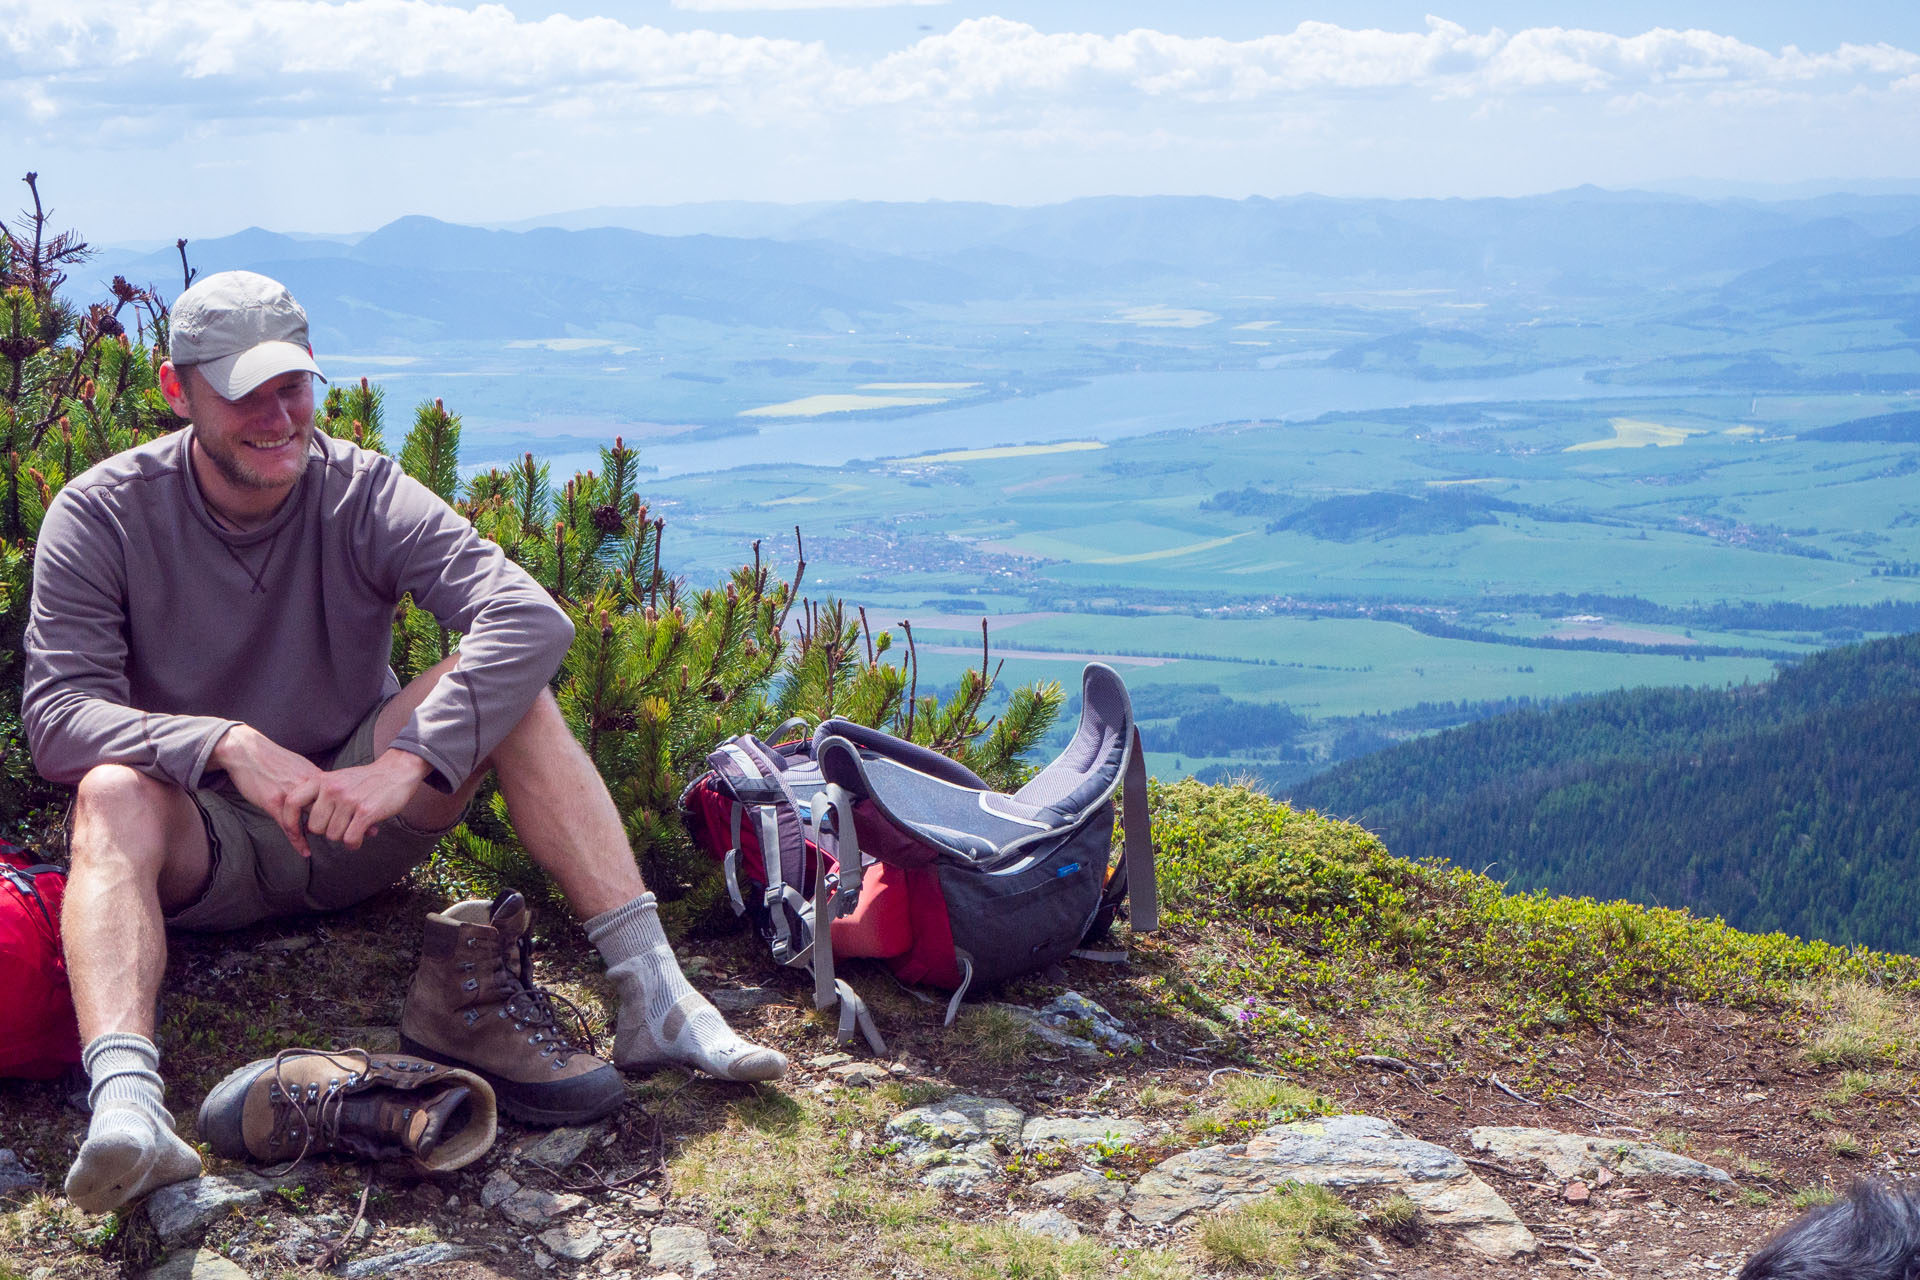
{"left": 0, "top": 844, "right": 80, "bottom": 1078}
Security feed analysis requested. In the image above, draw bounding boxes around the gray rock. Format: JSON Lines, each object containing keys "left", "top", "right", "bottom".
{"left": 255, "top": 935, "right": 313, "bottom": 953}
{"left": 0, "top": 1149, "right": 42, "bottom": 1197}
{"left": 142, "top": 1248, "right": 255, "bottom": 1280}
{"left": 539, "top": 1219, "right": 603, "bottom": 1261}
{"left": 499, "top": 1186, "right": 587, "bottom": 1228}
{"left": 145, "top": 1176, "right": 264, "bottom": 1247}
{"left": 711, "top": 986, "right": 784, "bottom": 1013}
{"left": 336, "top": 1243, "right": 483, "bottom": 1278}
{"left": 889, "top": 1093, "right": 1026, "bottom": 1148}
{"left": 1466, "top": 1126, "right": 1734, "bottom": 1184}
{"left": 996, "top": 992, "right": 1143, "bottom": 1056}
{"left": 521, "top": 1125, "right": 600, "bottom": 1170}
{"left": 1015, "top": 1208, "right": 1082, "bottom": 1242}
{"left": 1021, "top": 1116, "right": 1148, "bottom": 1151}
{"left": 1034, "top": 1170, "right": 1126, "bottom": 1206}
{"left": 886, "top": 1093, "right": 1027, "bottom": 1194}
{"left": 648, "top": 1224, "right": 717, "bottom": 1277}
{"left": 828, "top": 1063, "right": 889, "bottom": 1088}
{"left": 480, "top": 1169, "right": 521, "bottom": 1209}
{"left": 1127, "top": 1114, "right": 1535, "bottom": 1260}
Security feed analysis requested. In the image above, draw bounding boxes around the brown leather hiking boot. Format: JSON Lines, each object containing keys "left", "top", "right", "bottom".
{"left": 197, "top": 1048, "right": 497, "bottom": 1173}
{"left": 399, "top": 893, "right": 624, "bottom": 1126}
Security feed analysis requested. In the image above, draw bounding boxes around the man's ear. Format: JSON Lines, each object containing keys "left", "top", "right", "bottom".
{"left": 158, "top": 361, "right": 193, "bottom": 419}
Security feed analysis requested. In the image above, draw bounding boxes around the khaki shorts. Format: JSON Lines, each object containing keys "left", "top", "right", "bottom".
{"left": 165, "top": 699, "right": 464, "bottom": 933}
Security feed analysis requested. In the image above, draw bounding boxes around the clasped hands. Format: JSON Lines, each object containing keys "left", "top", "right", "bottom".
{"left": 210, "top": 724, "right": 432, "bottom": 857}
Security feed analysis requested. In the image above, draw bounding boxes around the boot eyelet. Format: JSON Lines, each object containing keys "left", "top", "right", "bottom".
{"left": 463, "top": 979, "right": 478, "bottom": 991}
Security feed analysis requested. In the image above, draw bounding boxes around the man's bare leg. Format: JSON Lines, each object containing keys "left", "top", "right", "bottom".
{"left": 384, "top": 660, "right": 784, "bottom": 1080}
{"left": 60, "top": 765, "right": 209, "bottom": 1212}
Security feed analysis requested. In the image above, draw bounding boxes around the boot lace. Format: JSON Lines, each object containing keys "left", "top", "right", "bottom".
{"left": 262, "top": 1047, "right": 370, "bottom": 1176}
{"left": 260, "top": 1047, "right": 447, "bottom": 1175}
{"left": 495, "top": 933, "right": 599, "bottom": 1067}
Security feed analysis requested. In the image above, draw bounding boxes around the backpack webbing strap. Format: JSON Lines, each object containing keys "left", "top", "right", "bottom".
{"left": 1121, "top": 725, "right": 1158, "bottom": 934}
{"left": 809, "top": 786, "right": 886, "bottom": 1056}
{"left": 942, "top": 952, "right": 975, "bottom": 1028}
{"left": 0, "top": 862, "right": 61, "bottom": 934}
{"left": 722, "top": 805, "right": 748, "bottom": 915}
{"left": 710, "top": 739, "right": 815, "bottom": 964}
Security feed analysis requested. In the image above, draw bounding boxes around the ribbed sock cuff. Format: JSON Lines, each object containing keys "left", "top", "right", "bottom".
{"left": 82, "top": 1033, "right": 173, "bottom": 1128}
{"left": 584, "top": 892, "right": 669, "bottom": 970}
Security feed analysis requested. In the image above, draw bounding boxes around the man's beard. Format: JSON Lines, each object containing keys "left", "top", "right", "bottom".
{"left": 197, "top": 422, "right": 312, "bottom": 492}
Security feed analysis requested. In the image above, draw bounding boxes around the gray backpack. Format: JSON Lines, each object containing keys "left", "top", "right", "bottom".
{"left": 680, "top": 663, "right": 1158, "bottom": 1053}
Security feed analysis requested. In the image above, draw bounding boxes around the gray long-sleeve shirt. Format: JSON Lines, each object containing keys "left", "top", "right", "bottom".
{"left": 22, "top": 428, "right": 573, "bottom": 793}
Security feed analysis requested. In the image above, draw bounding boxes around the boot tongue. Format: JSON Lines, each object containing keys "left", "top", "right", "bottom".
{"left": 406, "top": 1085, "right": 474, "bottom": 1158}
{"left": 489, "top": 891, "right": 530, "bottom": 942}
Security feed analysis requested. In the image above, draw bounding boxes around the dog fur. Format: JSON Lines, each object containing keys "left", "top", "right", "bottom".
{"left": 1739, "top": 1181, "right": 1920, "bottom": 1280}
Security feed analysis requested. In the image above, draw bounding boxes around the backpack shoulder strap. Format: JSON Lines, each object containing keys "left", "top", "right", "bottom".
{"left": 807, "top": 785, "right": 886, "bottom": 1056}
{"left": 1121, "top": 725, "right": 1157, "bottom": 933}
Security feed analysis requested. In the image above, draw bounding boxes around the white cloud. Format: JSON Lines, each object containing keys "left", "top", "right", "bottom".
{"left": 673, "top": 0, "right": 941, "bottom": 9}
{"left": 3, "top": 0, "right": 1917, "bottom": 202}
{"left": 4, "top": 4, "right": 1917, "bottom": 131}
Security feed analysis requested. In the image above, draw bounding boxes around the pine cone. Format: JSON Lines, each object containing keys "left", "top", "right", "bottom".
{"left": 590, "top": 503, "right": 625, "bottom": 536}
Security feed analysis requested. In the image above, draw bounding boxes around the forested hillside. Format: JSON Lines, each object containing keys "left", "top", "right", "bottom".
{"left": 1289, "top": 633, "right": 1920, "bottom": 952}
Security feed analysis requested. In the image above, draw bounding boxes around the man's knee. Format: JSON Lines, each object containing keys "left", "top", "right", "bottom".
{"left": 71, "top": 765, "right": 200, "bottom": 872}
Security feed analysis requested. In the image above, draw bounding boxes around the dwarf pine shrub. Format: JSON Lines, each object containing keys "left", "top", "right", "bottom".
{"left": 1149, "top": 779, "right": 1920, "bottom": 1049}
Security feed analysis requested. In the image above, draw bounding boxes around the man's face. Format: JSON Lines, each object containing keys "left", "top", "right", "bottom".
{"left": 176, "top": 367, "right": 317, "bottom": 495}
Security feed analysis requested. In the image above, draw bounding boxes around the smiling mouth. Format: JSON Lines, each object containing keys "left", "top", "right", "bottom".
{"left": 245, "top": 435, "right": 296, "bottom": 450}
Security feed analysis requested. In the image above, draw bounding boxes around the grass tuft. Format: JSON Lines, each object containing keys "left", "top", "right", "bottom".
{"left": 948, "top": 1004, "right": 1042, "bottom": 1066}
{"left": 1198, "top": 1183, "right": 1359, "bottom": 1271}
{"left": 1369, "top": 1192, "right": 1427, "bottom": 1244}
{"left": 1796, "top": 980, "right": 1920, "bottom": 1069}
{"left": 907, "top": 1222, "right": 1192, "bottom": 1280}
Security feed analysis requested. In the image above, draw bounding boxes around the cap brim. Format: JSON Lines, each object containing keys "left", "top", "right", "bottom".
{"left": 192, "top": 341, "right": 327, "bottom": 401}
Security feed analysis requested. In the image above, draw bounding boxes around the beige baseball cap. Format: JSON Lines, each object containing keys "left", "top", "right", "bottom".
{"left": 170, "top": 270, "right": 327, "bottom": 400}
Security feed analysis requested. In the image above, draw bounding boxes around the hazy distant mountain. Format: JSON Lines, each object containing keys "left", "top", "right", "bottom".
{"left": 79, "top": 190, "right": 1920, "bottom": 350}
{"left": 87, "top": 216, "right": 987, "bottom": 347}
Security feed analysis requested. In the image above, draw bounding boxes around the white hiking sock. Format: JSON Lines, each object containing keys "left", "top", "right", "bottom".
{"left": 585, "top": 893, "right": 788, "bottom": 1083}
{"left": 65, "top": 1033, "right": 202, "bottom": 1214}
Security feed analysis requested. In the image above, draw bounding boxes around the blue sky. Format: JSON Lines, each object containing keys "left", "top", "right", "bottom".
{"left": 3, "top": 1, "right": 1918, "bottom": 241}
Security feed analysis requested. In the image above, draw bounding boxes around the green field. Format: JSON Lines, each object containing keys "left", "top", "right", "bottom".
{"left": 638, "top": 381, "right": 1920, "bottom": 781}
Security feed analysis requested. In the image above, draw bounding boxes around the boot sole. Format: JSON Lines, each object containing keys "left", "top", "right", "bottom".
{"left": 198, "top": 1058, "right": 273, "bottom": 1160}
{"left": 397, "top": 1035, "right": 623, "bottom": 1127}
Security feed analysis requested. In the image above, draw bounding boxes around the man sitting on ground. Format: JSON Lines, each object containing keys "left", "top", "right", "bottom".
{"left": 23, "top": 270, "right": 786, "bottom": 1215}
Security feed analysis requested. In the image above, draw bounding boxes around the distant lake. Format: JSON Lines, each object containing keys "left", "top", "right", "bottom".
{"left": 476, "top": 364, "right": 1611, "bottom": 481}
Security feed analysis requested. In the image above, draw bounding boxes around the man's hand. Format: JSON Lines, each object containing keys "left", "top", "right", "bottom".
{"left": 211, "top": 724, "right": 328, "bottom": 857}
{"left": 305, "top": 748, "right": 432, "bottom": 851}
{"left": 211, "top": 727, "right": 431, "bottom": 856}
